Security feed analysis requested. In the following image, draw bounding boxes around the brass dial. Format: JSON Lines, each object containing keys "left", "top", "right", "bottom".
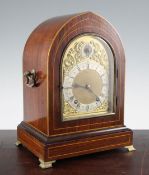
{"left": 72, "top": 69, "right": 102, "bottom": 105}
{"left": 61, "top": 34, "right": 115, "bottom": 121}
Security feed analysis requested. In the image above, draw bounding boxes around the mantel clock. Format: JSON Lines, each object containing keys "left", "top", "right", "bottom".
{"left": 16, "top": 12, "right": 135, "bottom": 168}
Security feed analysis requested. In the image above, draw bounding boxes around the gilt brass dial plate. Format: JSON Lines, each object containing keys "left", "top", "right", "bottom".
{"left": 61, "top": 34, "right": 115, "bottom": 121}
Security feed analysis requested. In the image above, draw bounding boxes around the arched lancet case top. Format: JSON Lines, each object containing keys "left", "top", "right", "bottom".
{"left": 17, "top": 12, "right": 134, "bottom": 168}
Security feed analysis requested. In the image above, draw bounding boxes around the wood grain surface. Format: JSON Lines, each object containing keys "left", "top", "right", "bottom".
{"left": 22, "top": 12, "right": 126, "bottom": 136}
{"left": 20, "top": 11, "right": 132, "bottom": 163}
{"left": 0, "top": 130, "right": 149, "bottom": 175}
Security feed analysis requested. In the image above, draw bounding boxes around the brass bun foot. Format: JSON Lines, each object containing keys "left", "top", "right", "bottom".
{"left": 125, "top": 145, "right": 136, "bottom": 152}
{"left": 15, "top": 140, "right": 22, "bottom": 146}
{"left": 39, "top": 159, "right": 56, "bottom": 169}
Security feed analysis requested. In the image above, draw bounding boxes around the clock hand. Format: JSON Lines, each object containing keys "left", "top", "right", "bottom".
{"left": 62, "top": 83, "right": 100, "bottom": 103}
{"left": 73, "top": 83, "right": 101, "bottom": 102}
{"left": 86, "top": 85, "right": 101, "bottom": 103}
{"left": 61, "top": 83, "right": 86, "bottom": 89}
{"left": 72, "top": 83, "right": 86, "bottom": 89}
{"left": 62, "top": 86, "right": 73, "bottom": 89}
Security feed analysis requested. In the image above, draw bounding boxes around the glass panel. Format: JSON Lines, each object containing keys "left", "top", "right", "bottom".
{"left": 61, "top": 34, "right": 115, "bottom": 121}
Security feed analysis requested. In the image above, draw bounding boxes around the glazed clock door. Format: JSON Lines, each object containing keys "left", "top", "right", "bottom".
{"left": 61, "top": 34, "right": 115, "bottom": 121}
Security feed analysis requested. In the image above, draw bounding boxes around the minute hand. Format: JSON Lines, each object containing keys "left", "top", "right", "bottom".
{"left": 87, "top": 87, "right": 101, "bottom": 102}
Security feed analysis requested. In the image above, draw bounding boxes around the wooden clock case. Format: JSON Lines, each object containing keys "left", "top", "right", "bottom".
{"left": 17, "top": 12, "right": 135, "bottom": 168}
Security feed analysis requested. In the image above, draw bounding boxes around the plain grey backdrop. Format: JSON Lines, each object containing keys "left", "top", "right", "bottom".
{"left": 0, "top": 0, "right": 149, "bottom": 129}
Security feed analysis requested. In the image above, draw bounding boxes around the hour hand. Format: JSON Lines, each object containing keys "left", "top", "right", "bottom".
{"left": 62, "top": 83, "right": 86, "bottom": 89}
{"left": 61, "top": 86, "right": 73, "bottom": 89}
{"left": 72, "top": 83, "right": 86, "bottom": 89}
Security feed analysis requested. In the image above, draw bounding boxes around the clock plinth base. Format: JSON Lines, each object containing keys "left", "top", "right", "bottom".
{"left": 17, "top": 122, "right": 133, "bottom": 168}
{"left": 125, "top": 145, "right": 136, "bottom": 152}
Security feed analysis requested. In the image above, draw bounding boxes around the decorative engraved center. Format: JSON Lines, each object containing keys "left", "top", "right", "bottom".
{"left": 83, "top": 44, "right": 93, "bottom": 57}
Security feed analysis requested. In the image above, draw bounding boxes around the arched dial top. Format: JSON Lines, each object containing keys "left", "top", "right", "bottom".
{"left": 61, "top": 34, "right": 115, "bottom": 121}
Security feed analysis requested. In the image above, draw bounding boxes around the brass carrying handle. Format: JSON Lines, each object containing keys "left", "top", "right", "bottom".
{"left": 24, "top": 69, "right": 37, "bottom": 87}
